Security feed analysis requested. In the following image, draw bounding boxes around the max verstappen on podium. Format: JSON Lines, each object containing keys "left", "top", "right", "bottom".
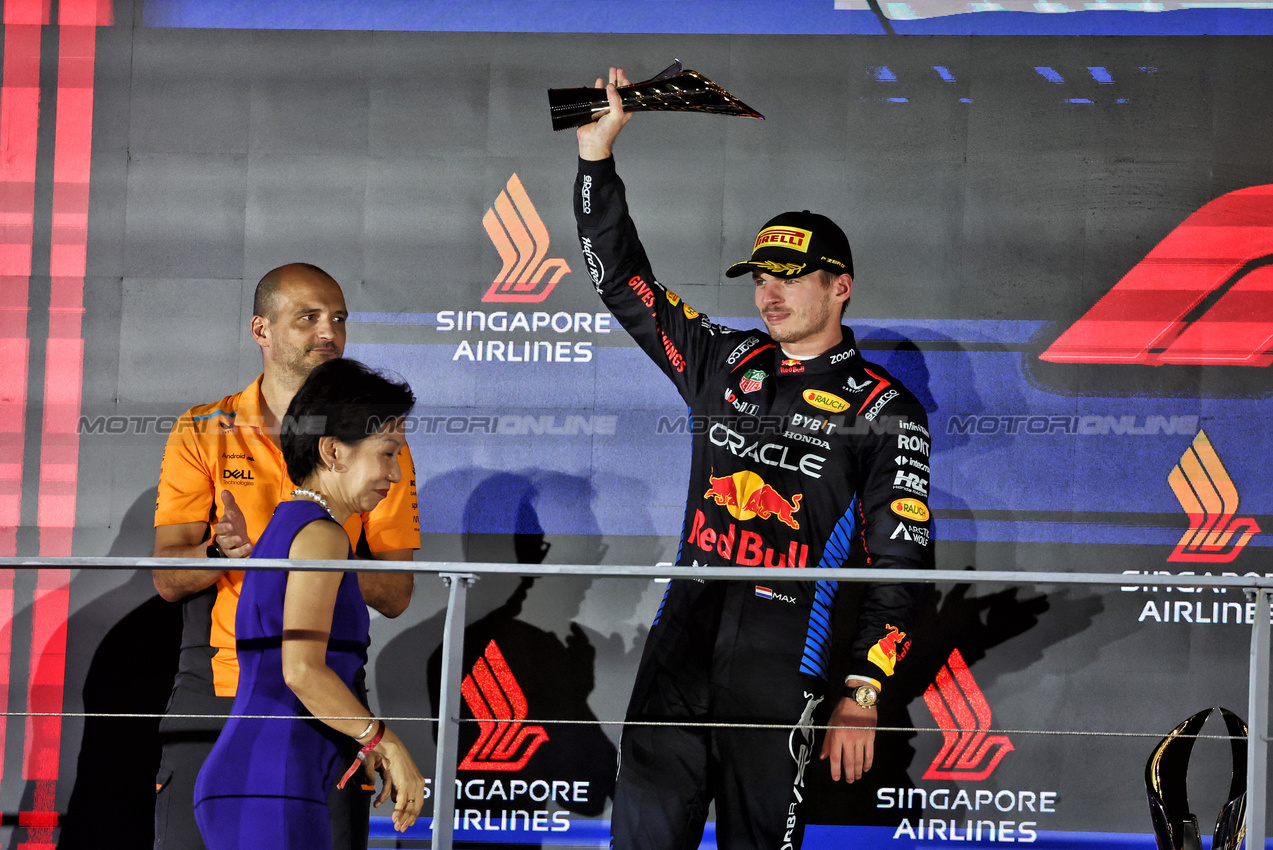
{"left": 571, "top": 67, "right": 933, "bottom": 850}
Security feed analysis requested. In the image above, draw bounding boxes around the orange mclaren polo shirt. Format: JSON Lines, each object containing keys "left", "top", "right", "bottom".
{"left": 155, "top": 375, "right": 420, "bottom": 698}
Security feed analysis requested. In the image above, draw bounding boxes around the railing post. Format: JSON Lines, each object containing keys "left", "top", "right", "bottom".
{"left": 1248, "top": 587, "right": 1270, "bottom": 849}
{"left": 431, "top": 573, "right": 476, "bottom": 850}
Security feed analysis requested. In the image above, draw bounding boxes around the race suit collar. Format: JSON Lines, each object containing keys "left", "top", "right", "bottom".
{"left": 773, "top": 326, "right": 859, "bottom": 373}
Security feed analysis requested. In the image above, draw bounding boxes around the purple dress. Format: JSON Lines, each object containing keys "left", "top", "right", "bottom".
{"left": 193, "top": 499, "right": 367, "bottom": 850}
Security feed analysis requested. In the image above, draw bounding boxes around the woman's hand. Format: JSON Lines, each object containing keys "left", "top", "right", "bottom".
{"left": 373, "top": 726, "right": 427, "bottom": 832}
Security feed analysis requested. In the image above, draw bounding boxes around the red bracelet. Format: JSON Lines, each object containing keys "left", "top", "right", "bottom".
{"left": 337, "top": 720, "right": 385, "bottom": 789}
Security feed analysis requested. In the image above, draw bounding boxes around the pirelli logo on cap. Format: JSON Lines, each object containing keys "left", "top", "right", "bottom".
{"left": 754, "top": 226, "right": 812, "bottom": 253}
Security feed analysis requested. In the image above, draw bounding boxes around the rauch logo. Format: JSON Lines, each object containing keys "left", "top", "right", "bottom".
{"left": 482, "top": 174, "right": 572, "bottom": 303}
{"left": 1167, "top": 430, "right": 1259, "bottom": 563}
{"left": 921, "top": 649, "right": 1014, "bottom": 781}
{"left": 1040, "top": 184, "right": 1273, "bottom": 366}
{"left": 458, "top": 640, "right": 549, "bottom": 771}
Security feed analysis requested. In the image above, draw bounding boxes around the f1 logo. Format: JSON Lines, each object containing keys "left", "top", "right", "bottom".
{"left": 1168, "top": 430, "right": 1259, "bottom": 563}
{"left": 921, "top": 649, "right": 1013, "bottom": 781}
{"left": 457, "top": 640, "right": 549, "bottom": 771}
{"left": 482, "top": 174, "right": 572, "bottom": 303}
{"left": 1041, "top": 184, "right": 1273, "bottom": 365}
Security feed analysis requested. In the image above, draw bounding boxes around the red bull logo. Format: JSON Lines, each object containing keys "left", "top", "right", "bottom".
{"left": 780, "top": 358, "right": 804, "bottom": 374}
{"left": 704, "top": 470, "right": 802, "bottom": 529}
{"left": 867, "top": 623, "right": 910, "bottom": 676}
{"left": 687, "top": 509, "right": 809, "bottom": 569}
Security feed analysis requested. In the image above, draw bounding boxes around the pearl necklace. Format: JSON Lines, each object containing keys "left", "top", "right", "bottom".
{"left": 291, "top": 488, "right": 332, "bottom": 515}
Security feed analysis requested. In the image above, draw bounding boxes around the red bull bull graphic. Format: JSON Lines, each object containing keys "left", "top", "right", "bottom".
{"left": 780, "top": 358, "right": 804, "bottom": 374}
{"left": 922, "top": 648, "right": 1014, "bottom": 782}
{"left": 1167, "top": 430, "right": 1259, "bottom": 563}
{"left": 458, "top": 640, "right": 549, "bottom": 772}
{"left": 703, "top": 470, "right": 802, "bottom": 529}
{"left": 866, "top": 623, "right": 910, "bottom": 677}
{"left": 686, "top": 509, "right": 809, "bottom": 569}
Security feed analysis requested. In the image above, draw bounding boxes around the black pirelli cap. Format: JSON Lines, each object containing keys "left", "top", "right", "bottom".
{"left": 725, "top": 210, "right": 853, "bottom": 280}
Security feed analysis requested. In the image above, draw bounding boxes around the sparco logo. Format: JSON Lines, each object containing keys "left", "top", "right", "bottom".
{"left": 864, "top": 388, "right": 899, "bottom": 421}
{"left": 921, "top": 649, "right": 1013, "bottom": 781}
{"left": 727, "top": 336, "right": 760, "bottom": 365}
{"left": 483, "top": 174, "right": 571, "bottom": 303}
{"left": 458, "top": 640, "right": 549, "bottom": 771}
{"left": 580, "top": 174, "right": 592, "bottom": 214}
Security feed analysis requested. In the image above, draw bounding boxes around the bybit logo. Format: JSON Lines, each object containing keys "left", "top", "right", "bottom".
{"left": 482, "top": 174, "right": 572, "bottom": 303}
{"left": 1167, "top": 430, "right": 1260, "bottom": 563}
{"left": 458, "top": 640, "right": 549, "bottom": 771}
{"left": 921, "top": 648, "right": 1014, "bottom": 781}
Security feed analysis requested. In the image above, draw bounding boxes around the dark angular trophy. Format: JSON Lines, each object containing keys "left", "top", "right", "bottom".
{"left": 1145, "top": 707, "right": 1247, "bottom": 850}
{"left": 547, "top": 60, "right": 764, "bottom": 132}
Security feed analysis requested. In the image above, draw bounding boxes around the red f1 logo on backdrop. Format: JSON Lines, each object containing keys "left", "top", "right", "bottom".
{"left": 482, "top": 174, "right": 572, "bottom": 303}
{"left": 1041, "top": 184, "right": 1273, "bottom": 366}
{"left": 458, "top": 640, "right": 549, "bottom": 771}
{"left": 921, "top": 649, "right": 1014, "bottom": 781}
{"left": 1167, "top": 430, "right": 1259, "bottom": 563}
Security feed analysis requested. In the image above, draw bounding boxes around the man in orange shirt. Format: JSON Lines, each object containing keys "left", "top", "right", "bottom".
{"left": 152, "top": 263, "right": 419, "bottom": 850}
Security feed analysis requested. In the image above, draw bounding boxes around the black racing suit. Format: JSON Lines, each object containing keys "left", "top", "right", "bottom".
{"left": 574, "top": 156, "right": 933, "bottom": 850}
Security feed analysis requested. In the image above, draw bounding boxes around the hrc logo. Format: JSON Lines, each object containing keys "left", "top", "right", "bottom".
{"left": 482, "top": 174, "right": 572, "bottom": 303}
{"left": 921, "top": 648, "right": 1014, "bottom": 782}
{"left": 457, "top": 640, "right": 549, "bottom": 771}
{"left": 1167, "top": 430, "right": 1259, "bottom": 563}
{"left": 1040, "top": 184, "right": 1273, "bottom": 365}
{"left": 754, "top": 226, "right": 812, "bottom": 253}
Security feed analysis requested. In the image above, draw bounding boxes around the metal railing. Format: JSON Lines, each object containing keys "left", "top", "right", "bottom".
{"left": 5, "top": 556, "right": 1271, "bottom": 850}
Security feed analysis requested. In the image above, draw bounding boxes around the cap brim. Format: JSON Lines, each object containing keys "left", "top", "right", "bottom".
{"left": 725, "top": 260, "right": 809, "bottom": 279}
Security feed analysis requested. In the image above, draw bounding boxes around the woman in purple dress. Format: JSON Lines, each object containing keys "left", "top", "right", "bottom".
{"left": 194, "top": 359, "right": 425, "bottom": 848}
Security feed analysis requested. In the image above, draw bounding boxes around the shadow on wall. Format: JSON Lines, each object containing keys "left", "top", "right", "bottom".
{"left": 55, "top": 487, "right": 182, "bottom": 850}
{"left": 376, "top": 470, "right": 636, "bottom": 829}
{"left": 800, "top": 329, "right": 1101, "bottom": 824}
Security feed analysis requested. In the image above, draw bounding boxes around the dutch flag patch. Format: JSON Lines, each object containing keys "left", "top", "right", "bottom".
{"left": 755, "top": 586, "right": 774, "bottom": 600}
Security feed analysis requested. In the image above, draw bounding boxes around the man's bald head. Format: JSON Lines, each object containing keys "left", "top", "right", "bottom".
{"left": 253, "top": 263, "right": 340, "bottom": 320}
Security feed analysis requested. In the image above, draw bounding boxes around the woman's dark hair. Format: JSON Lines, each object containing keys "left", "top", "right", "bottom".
{"left": 281, "top": 358, "right": 415, "bottom": 483}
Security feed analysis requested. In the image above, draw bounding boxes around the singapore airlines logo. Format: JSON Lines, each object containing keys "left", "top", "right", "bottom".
{"left": 458, "top": 640, "right": 549, "bottom": 771}
{"left": 921, "top": 649, "right": 1013, "bottom": 781}
{"left": 1167, "top": 430, "right": 1259, "bottom": 563}
{"left": 482, "top": 174, "right": 572, "bottom": 303}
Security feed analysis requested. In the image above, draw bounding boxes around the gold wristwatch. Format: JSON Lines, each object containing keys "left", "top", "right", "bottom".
{"left": 845, "top": 680, "right": 879, "bottom": 708}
